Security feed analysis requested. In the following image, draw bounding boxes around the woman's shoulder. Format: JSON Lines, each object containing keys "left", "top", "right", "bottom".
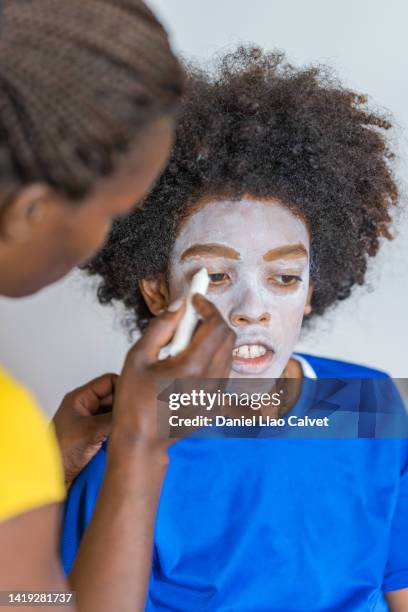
{"left": 0, "top": 366, "right": 65, "bottom": 522}
{"left": 0, "top": 366, "right": 43, "bottom": 408}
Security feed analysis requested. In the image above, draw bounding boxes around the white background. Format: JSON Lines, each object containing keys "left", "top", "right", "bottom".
{"left": 1, "top": 0, "right": 407, "bottom": 415}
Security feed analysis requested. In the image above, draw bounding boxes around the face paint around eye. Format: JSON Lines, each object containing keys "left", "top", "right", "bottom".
{"left": 208, "top": 272, "right": 230, "bottom": 284}
{"left": 168, "top": 198, "right": 311, "bottom": 379}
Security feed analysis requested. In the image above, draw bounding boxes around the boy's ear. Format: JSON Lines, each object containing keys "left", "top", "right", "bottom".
{"left": 304, "top": 284, "right": 314, "bottom": 316}
{"left": 0, "top": 183, "right": 54, "bottom": 241}
{"left": 139, "top": 276, "right": 170, "bottom": 315}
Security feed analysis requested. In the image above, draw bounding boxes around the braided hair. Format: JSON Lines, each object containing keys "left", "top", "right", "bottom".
{"left": 0, "top": 0, "right": 184, "bottom": 202}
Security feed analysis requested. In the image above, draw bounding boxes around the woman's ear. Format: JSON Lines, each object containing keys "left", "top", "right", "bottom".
{"left": 304, "top": 285, "right": 314, "bottom": 316}
{"left": 139, "top": 275, "right": 170, "bottom": 315}
{"left": 0, "top": 183, "right": 54, "bottom": 241}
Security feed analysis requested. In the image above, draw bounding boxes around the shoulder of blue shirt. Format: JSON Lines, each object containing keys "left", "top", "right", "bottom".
{"left": 296, "top": 352, "right": 389, "bottom": 379}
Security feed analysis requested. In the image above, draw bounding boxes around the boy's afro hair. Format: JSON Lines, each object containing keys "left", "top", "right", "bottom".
{"left": 85, "top": 46, "right": 398, "bottom": 332}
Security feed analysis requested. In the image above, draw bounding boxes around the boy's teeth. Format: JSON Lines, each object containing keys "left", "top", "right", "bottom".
{"left": 233, "top": 344, "right": 267, "bottom": 359}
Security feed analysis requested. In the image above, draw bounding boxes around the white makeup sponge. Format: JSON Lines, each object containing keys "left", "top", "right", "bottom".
{"left": 158, "top": 267, "right": 210, "bottom": 360}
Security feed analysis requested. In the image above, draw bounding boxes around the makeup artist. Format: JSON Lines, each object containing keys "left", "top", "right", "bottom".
{"left": 0, "top": 2, "right": 234, "bottom": 610}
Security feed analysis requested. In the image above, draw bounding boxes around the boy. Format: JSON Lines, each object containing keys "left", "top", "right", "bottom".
{"left": 62, "top": 47, "right": 408, "bottom": 611}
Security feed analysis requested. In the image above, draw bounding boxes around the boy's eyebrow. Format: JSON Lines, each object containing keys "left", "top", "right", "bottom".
{"left": 263, "top": 243, "right": 308, "bottom": 261}
{"left": 180, "top": 243, "right": 241, "bottom": 261}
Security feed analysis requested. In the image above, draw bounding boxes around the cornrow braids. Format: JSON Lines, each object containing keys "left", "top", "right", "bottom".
{"left": 0, "top": 0, "right": 184, "bottom": 201}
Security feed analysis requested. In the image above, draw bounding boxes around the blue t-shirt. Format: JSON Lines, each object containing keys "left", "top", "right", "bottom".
{"left": 61, "top": 355, "right": 408, "bottom": 611}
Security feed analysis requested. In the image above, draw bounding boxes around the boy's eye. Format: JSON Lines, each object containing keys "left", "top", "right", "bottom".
{"left": 269, "top": 274, "right": 302, "bottom": 287}
{"left": 209, "top": 272, "right": 230, "bottom": 285}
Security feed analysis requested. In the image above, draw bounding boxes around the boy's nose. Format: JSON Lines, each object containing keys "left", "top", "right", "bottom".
{"left": 230, "top": 311, "right": 271, "bottom": 327}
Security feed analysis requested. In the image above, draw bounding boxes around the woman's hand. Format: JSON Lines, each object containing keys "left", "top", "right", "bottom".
{"left": 52, "top": 374, "right": 116, "bottom": 489}
{"left": 69, "top": 296, "right": 235, "bottom": 612}
{"left": 110, "top": 294, "right": 235, "bottom": 452}
{"left": 53, "top": 295, "right": 234, "bottom": 488}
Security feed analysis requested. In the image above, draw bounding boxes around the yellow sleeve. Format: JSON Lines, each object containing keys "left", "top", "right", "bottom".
{"left": 0, "top": 368, "right": 65, "bottom": 522}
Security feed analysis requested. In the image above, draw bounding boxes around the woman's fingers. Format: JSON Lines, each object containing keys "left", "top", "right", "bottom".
{"left": 188, "top": 294, "right": 235, "bottom": 373}
{"left": 130, "top": 301, "right": 186, "bottom": 363}
{"left": 159, "top": 295, "right": 235, "bottom": 377}
{"left": 63, "top": 373, "right": 118, "bottom": 416}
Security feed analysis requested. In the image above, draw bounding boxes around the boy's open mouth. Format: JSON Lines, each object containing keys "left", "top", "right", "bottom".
{"left": 232, "top": 343, "right": 274, "bottom": 374}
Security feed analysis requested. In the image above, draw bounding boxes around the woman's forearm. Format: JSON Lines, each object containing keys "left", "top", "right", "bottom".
{"left": 69, "top": 439, "right": 168, "bottom": 612}
{"left": 67, "top": 297, "right": 234, "bottom": 611}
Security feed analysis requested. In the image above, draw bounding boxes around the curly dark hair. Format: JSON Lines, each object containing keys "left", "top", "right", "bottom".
{"left": 85, "top": 46, "right": 398, "bottom": 332}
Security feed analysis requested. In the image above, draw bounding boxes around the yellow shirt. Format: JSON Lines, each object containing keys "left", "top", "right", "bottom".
{"left": 0, "top": 367, "right": 65, "bottom": 522}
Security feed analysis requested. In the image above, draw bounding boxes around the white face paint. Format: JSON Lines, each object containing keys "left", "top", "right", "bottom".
{"left": 168, "top": 199, "right": 310, "bottom": 378}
